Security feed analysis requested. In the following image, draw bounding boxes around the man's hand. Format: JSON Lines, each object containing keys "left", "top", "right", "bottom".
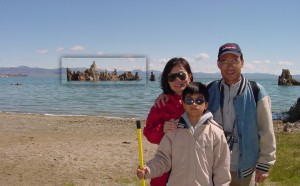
{"left": 154, "top": 94, "right": 169, "bottom": 108}
{"left": 255, "top": 171, "right": 269, "bottom": 184}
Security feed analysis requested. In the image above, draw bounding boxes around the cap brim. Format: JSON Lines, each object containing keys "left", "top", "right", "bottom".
{"left": 219, "top": 51, "right": 241, "bottom": 58}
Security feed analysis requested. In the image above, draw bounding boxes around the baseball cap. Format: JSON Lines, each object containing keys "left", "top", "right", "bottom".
{"left": 218, "top": 43, "right": 242, "bottom": 59}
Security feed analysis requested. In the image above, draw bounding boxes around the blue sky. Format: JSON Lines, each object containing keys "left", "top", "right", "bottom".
{"left": 1, "top": 0, "right": 299, "bottom": 75}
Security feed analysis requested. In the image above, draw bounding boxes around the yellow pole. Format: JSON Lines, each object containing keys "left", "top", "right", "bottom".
{"left": 136, "top": 120, "right": 146, "bottom": 186}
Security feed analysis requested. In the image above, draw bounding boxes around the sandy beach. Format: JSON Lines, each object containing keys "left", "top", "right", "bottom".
{"left": 1, "top": 112, "right": 297, "bottom": 186}
{"left": 0, "top": 112, "right": 157, "bottom": 186}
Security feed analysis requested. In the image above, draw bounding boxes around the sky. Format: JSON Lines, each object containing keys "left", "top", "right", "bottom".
{"left": 1, "top": 0, "right": 300, "bottom": 75}
{"left": 62, "top": 57, "right": 147, "bottom": 72}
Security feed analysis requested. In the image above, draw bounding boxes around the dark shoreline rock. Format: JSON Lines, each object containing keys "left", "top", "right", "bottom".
{"left": 274, "top": 97, "right": 300, "bottom": 124}
{"left": 284, "top": 97, "right": 300, "bottom": 123}
{"left": 273, "top": 120, "right": 300, "bottom": 133}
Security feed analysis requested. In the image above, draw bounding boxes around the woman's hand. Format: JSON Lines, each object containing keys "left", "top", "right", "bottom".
{"left": 163, "top": 119, "right": 178, "bottom": 134}
{"left": 154, "top": 94, "right": 169, "bottom": 108}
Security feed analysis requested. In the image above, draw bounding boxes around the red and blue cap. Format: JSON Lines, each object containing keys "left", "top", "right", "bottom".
{"left": 218, "top": 43, "right": 242, "bottom": 59}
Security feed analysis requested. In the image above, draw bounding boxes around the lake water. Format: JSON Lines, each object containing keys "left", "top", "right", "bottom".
{"left": 1, "top": 76, "right": 299, "bottom": 120}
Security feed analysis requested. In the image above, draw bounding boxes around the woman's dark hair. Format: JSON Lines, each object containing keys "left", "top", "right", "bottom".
{"left": 182, "top": 82, "right": 209, "bottom": 102}
{"left": 160, "top": 57, "right": 193, "bottom": 94}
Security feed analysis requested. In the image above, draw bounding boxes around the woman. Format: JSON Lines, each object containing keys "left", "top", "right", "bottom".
{"left": 144, "top": 57, "right": 193, "bottom": 186}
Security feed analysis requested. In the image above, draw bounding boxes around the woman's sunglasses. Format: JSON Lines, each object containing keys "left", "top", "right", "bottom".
{"left": 184, "top": 97, "right": 206, "bottom": 105}
{"left": 167, "top": 72, "right": 187, "bottom": 82}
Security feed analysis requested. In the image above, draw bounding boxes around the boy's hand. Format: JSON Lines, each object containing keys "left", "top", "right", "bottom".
{"left": 137, "top": 166, "right": 148, "bottom": 179}
{"left": 163, "top": 119, "right": 178, "bottom": 133}
{"left": 154, "top": 94, "right": 169, "bottom": 108}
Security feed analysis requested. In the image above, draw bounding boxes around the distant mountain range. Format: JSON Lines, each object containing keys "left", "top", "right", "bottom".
{"left": 0, "top": 66, "right": 62, "bottom": 76}
{"left": 1, "top": 66, "right": 300, "bottom": 80}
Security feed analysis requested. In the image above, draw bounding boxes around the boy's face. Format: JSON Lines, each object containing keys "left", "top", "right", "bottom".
{"left": 183, "top": 93, "right": 208, "bottom": 117}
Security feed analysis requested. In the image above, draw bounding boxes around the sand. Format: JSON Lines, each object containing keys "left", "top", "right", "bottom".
{"left": 0, "top": 112, "right": 157, "bottom": 186}
{"left": 1, "top": 112, "right": 295, "bottom": 186}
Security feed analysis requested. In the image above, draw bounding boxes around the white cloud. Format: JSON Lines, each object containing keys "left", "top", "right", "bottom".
{"left": 148, "top": 56, "right": 214, "bottom": 72}
{"left": 151, "top": 58, "right": 168, "bottom": 66}
{"left": 70, "top": 45, "right": 84, "bottom": 51}
{"left": 36, "top": 49, "right": 48, "bottom": 54}
{"left": 97, "top": 51, "right": 104, "bottom": 55}
{"left": 277, "top": 61, "right": 294, "bottom": 66}
{"left": 242, "top": 60, "right": 275, "bottom": 73}
{"left": 244, "top": 63, "right": 255, "bottom": 69}
{"left": 251, "top": 60, "right": 271, "bottom": 64}
{"left": 127, "top": 57, "right": 136, "bottom": 62}
{"left": 147, "top": 57, "right": 299, "bottom": 75}
{"left": 147, "top": 58, "right": 169, "bottom": 71}
{"left": 56, "top": 47, "right": 64, "bottom": 52}
{"left": 243, "top": 61, "right": 274, "bottom": 74}
{"left": 195, "top": 53, "right": 209, "bottom": 61}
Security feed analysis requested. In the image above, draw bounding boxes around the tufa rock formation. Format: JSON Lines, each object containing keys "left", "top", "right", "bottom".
{"left": 149, "top": 71, "right": 156, "bottom": 81}
{"left": 278, "top": 69, "right": 300, "bottom": 85}
{"left": 67, "top": 61, "right": 141, "bottom": 81}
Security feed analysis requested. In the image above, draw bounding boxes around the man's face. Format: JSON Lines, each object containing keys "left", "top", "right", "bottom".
{"left": 217, "top": 53, "right": 244, "bottom": 85}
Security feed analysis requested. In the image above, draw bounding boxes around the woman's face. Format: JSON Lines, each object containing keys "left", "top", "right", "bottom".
{"left": 167, "top": 64, "right": 191, "bottom": 95}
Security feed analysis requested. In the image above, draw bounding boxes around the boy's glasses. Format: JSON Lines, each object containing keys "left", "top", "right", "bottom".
{"left": 184, "top": 97, "right": 206, "bottom": 105}
{"left": 167, "top": 72, "right": 187, "bottom": 82}
{"left": 218, "top": 59, "right": 240, "bottom": 66}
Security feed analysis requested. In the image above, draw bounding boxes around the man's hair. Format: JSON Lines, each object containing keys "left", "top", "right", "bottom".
{"left": 182, "top": 82, "right": 209, "bottom": 102}
{"left": 160, "top": 57, "right": 193, "bottom": 94}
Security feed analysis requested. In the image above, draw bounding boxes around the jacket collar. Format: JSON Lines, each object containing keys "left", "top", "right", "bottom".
{"left": 177, "top": 111, "right": 213, "bottom": 129}
{"left": 219, "top": 75, "right": 247, "bottom": 97}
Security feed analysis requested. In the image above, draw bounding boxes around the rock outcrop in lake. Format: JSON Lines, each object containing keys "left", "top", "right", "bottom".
{"left": 149, "top": 71, "right": 156, "bottom": 81}
{"left": 67, "top": 61, "right": 141, "bottom": 81}
{"left": 278, "top": 69, "right": 300, "bottom": 85}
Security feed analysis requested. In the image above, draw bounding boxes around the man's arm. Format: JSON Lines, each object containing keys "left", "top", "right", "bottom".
{"left": 256, "top": 93, "right": 276, "bottom": 172}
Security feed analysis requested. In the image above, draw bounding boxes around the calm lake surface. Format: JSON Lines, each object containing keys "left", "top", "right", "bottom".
{"left": 1, "top": 76, "right": 299, "bottom": 120}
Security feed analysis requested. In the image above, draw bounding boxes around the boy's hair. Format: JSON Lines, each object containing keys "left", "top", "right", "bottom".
{"left": 182, "top": 82, "right": 209, "bottom": 102}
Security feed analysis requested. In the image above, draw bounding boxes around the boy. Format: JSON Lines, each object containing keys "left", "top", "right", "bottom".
{"left": 137, "top": 82, "right": 231, "bottom": 186}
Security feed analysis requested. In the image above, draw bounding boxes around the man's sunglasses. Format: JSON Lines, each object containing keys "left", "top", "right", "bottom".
{"left": 167, "top": 72, "right": 187, "bottom": 82}
{"left": 184, "top": 97, "right": 206, "bottom": 105}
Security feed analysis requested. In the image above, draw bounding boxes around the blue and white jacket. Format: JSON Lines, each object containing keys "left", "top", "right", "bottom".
{"left": 207, "top": 75, "right": 276, "bottom": 179}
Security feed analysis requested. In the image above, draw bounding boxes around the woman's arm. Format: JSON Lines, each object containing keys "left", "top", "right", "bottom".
{"left": 143, "top": 105, "right": 166, "bottom": 144}
{"left": 154, "top": 93, "right": 169, "bottom": 108}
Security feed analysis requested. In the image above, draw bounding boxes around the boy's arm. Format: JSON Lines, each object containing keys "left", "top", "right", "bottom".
{"left": 145, "top": 134, "right": 172, "bottom": 179}
{"left": 212, "top": 132, "right": 231, "bottom": 185}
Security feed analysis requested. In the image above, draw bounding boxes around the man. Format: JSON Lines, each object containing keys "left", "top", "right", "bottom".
{"left": 208, "top": 43, "right": 276, "bottom": 185}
